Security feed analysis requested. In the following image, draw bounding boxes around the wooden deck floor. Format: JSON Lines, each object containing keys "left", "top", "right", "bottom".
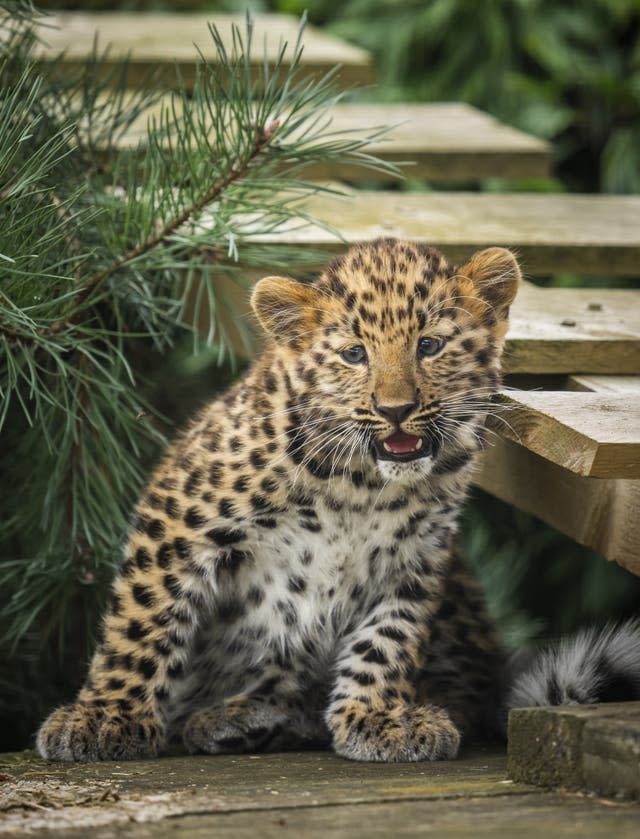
{"left": 2, "top": 746, "right": 639, "bottom": 838}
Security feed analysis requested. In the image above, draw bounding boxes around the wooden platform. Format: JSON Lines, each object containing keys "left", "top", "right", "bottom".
{"left": 2, "top": 746, "right": 639, "bottom": 838}
{"left": 33, "top": 12, "right": 373, "bottom": 90}
{"left": 251, "top": 189, "right": 640, "bottom": 275}
{"left": 488, "top": 391, "right": 640, "bottom": 479}
{"left": 115, "top": 101, "right": 551, "bottom": 182}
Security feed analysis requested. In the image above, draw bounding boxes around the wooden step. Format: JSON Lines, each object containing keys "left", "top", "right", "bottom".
{"left": 488, "top": 389, "right": 640, "bottom": 479}
{"left": 505, "top": 283, "right": 640, "bottom": 374}
{"left": 477, "top": 376, "right": 640, "bottom": 573}
{"left": 251, "top": 189, "right": 640, "bottom": 275}
{"left": 33, "top": 12, "right": 373, "bottom": 90}
{"left": 115, "top": 101, "right": 551, "bottom": 183}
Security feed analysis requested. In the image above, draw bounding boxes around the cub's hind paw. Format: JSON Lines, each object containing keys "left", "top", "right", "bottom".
{"left": 331, "top": 702, "right": 460, "bottom": 763}
{"left": 183, "top": 697, "right": 289, "bottom": 755}
{"left": 36, "top": 702, "right": 163, "bottom": 762}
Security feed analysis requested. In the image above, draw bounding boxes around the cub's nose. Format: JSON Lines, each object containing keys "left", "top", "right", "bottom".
{"left": 374, "top": 402, "right": 416, "bottom": 424}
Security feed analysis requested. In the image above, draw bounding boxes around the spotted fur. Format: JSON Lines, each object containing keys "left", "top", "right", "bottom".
{"left": 37, "top": 237, "right": 602, "bottom": 765}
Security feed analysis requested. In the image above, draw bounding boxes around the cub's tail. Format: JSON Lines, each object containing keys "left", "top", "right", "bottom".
{"left": 506, "top": 618, "right": 640, "bottom": 715}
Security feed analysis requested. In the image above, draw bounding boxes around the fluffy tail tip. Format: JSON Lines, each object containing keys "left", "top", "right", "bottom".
{"left": 507, "top": 618, "right": 640, "bottom": 712}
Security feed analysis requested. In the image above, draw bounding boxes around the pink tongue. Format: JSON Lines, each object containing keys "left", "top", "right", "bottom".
{"left": 383, "top": 431, "right": 421, "bottom": 454}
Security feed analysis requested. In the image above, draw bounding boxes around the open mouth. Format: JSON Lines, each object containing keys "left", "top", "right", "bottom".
{"left": 373, "top": 431, "right": 433, "bottom": 463}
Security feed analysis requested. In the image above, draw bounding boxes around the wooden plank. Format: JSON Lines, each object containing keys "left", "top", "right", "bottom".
{"left": 115, "top": 101, "right": 551, "bottom": 182}
{"left": 509, "top": 703, "right": 640, "bottom": 799}
{"left": 3, "top": 748, "right": 640, "bottom": 838}
{"left": 0, "top": 748, "right": 519, "bottom": 834}
{"left": 17, "top": 792, "right": 640, "bottom": 839}
{"left": 33, "top": 12, "right": 373, "bottom": 90}
{"left": 475, "top": 436, "right": 640, "bottom": 574}
{"left": 488, "top": 391, "right": 640, "bottom": 478}
{"left": 505, "top": 283, "right": 640, "bottom": 375}
{"left": 313, "top": 103, "right": 551, "bottom": 180}
{"left": 250, "top": 189, "right": 640, "bottom": 275}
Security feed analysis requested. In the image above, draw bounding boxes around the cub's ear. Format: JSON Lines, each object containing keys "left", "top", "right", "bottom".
{"left": 251, "top": 276, "right": 322, "bottom": 340}
{"left": 458, "top": 247, "right": 521, "bottom": 321}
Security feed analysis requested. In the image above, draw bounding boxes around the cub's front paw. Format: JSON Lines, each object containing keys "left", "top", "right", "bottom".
{"left": 331, "top": 702, "right": 460, "bottom": 763}
{"left": 36, "top": 702, "right": 163, "bottom": 762}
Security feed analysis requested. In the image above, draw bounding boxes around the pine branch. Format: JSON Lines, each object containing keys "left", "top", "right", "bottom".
{"left": 48, "top": 119, "right": 282, "bottom": 336}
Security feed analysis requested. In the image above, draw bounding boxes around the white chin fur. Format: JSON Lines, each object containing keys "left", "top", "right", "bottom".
{"left": 377, "top": 455, "right": 435, "bottom": 483}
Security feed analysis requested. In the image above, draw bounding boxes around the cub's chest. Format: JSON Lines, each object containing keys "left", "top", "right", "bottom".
{"left": 203, "top": 492, "right": 451, "bottom": 664}
{"left": 253, "top": 503, "right": 388, "bottom": 582}
{"left": 237, "top": 490, "right": 447, "bottom": 602}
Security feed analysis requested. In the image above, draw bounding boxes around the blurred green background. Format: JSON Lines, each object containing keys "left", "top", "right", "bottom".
{"left": 3, "top": 0, "right": 639, "bottom": 751}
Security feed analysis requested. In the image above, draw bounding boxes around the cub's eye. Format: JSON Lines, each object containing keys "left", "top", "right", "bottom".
{"left": 340, "top": 345, "right": 367, "bottom": 365}
{"left": 417, "top": 336, "right": 445, "bottom": 359}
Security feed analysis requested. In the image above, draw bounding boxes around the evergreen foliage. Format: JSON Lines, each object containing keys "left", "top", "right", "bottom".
{"left": 0, "top": 1, "right": 395, "bottom": 749}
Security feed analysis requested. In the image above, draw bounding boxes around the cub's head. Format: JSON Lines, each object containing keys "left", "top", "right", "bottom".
{"left": 252, "top": 239, "right": 520, "bottom": 483}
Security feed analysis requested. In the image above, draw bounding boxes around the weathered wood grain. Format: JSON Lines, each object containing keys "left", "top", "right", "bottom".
{"left": 309, "top": 103, "right": 551, "bottom": 180}
{"left": 249, "top": 190, "right": 640, "bottom": 275}
{"left": 114, "top": 101, "right": 551, "bottom": 182}
{"left": 33, "top": 12, "right": 373, "bottom": 89}
{"left": 475, "top": 437, "right": 640, "bottom": 573}
{"left": 505, "top": 283, "right": 640, "bottom": 374}
{"left": 488, "top": 390, "right": 640, "bottom": 478}
{"left": 15, "top": 792, "right": 639, "bottom": 839}
{"left": 508, "top": 702, "right": 640, "bottom": 799}
{"left": 3, "top": 747, "right": 639, "bottom": 839}
{"left": 0, "top": 748, "right": 517, "bottom": 835}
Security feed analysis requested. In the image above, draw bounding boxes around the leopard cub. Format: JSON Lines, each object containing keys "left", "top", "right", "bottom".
{"left": 37, "top": 238, "right": 520, "bottom": 762}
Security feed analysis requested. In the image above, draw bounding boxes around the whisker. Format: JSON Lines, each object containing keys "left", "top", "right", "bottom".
{"left": 343, "top": 427, "right": 367, "bottom": 480}
{"left": 290, "top": 421, "right": 356, "bottom": 485}
{"left": 437, "top": 416, "right": 485, "bottom": 449}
